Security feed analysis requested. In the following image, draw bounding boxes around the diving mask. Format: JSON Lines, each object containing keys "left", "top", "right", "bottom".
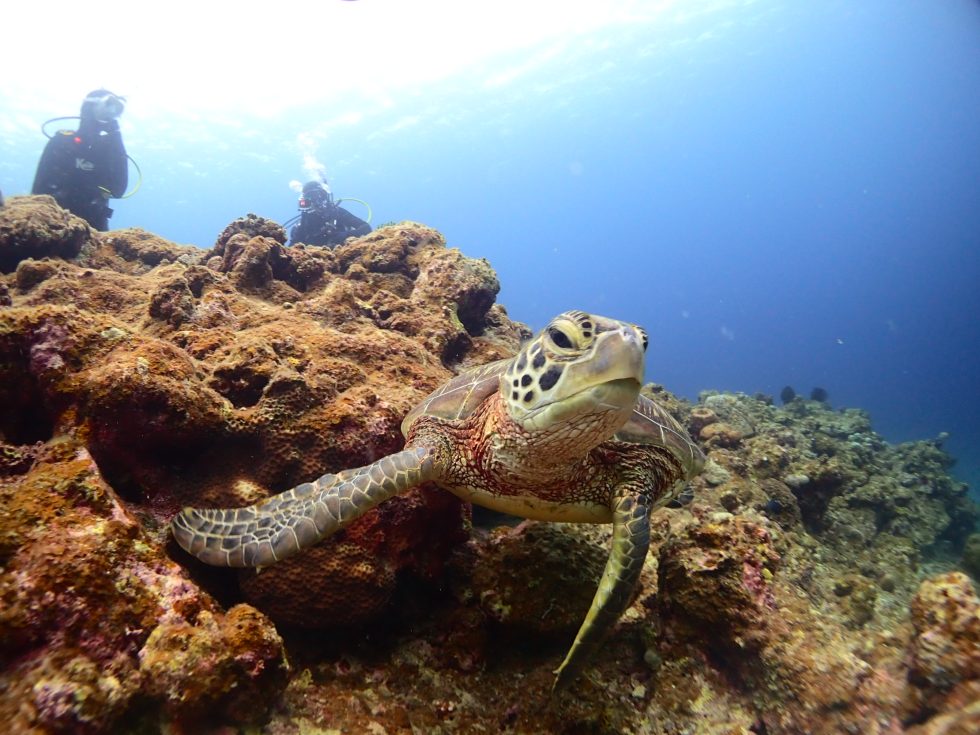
{"left": 87, "top": 91, "right": 126, "bottom": 123}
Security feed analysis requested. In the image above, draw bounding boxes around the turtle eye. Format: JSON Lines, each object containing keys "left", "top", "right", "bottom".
{"left": 547, "top": 327, "right": 574, "bottom": 350}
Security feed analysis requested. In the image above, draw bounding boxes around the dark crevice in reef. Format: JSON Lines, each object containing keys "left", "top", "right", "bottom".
{"left": 0, "top": 370, "right": 56, "bottom": 446}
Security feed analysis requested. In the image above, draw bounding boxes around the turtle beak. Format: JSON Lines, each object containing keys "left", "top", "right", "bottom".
{"left": 565, "top": 326, "right": 645, "bottom": 390}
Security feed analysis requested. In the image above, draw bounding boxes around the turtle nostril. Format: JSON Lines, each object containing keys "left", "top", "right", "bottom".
{"left": 624, "top": 327, "right": 648, "bottom": 352}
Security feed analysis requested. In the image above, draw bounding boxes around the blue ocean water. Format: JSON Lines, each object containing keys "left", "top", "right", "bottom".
{"left": 2, "top": 1, "right": 979, "bottom": 495}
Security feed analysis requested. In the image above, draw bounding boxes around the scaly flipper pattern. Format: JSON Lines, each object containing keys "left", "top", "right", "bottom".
{"left": 552, "top": 487, "right": 651, "bottom": 692}
{"left": 171, "top": 447, "right": 439, "bottom": 567}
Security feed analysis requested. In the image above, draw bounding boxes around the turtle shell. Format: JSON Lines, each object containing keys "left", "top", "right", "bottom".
{"left": 402, "top": 358, "right": 704, "bottom": 481}
{"left": 400, "top": 358, "right": 509, "bottom": 436}
{"left": 615, "top": 395, "right": 705, "bottom": 480}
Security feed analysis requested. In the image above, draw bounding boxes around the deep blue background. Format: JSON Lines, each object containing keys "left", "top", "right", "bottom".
{"left": 3, "top": 1, "right": 979, "bottom": 493}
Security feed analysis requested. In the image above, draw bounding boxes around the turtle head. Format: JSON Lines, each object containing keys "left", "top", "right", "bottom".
{"left": 500, "top": 311, "right": 646, "bottom": 449}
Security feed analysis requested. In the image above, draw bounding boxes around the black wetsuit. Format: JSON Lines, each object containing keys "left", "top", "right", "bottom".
{"left": 32, "top": 118, "right": 127, "bottom": 231}
{"left": 289, "top": 204, "right": 371, "bottom": 247}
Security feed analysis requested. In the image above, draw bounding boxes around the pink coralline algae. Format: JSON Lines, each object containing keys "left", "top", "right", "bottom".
{"left": 657, "top": 512, "right": 779, "bottom": 649}
{"left": 0, "top": 438, "right": 288, "bottom": 733}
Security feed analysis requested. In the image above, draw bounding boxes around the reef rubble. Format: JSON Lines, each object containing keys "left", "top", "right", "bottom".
{"left": 1, "top": 195, "right": 977, "bottom": 734}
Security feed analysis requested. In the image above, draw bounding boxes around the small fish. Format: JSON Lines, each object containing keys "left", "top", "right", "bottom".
{"left": 810, "top": 387, "right": 828, "bottom": 402}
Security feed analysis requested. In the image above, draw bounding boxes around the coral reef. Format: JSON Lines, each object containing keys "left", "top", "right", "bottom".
{"left": 906, "top": 573, "right": 980, "bottom": 721}
{"left": 1, "top": 195, "right": 978, "bottom": 733}
{"left": 0, "top": 195, "right": 90, "bottom": 272}
{"left": 0, "top": 437, "right": 288, "bottom": 732}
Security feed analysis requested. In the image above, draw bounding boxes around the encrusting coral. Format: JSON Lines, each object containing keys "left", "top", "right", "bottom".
{"left": 1, "top": 195, "right": 978, "bottom": 733}
{"left": 0, "top": 436, "right": 288, "bottom": 732}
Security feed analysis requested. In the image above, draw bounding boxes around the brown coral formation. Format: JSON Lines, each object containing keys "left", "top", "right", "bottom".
{"left": 465, "top": 521, "right": 611, "bottom": 635}
{"left": 658, "top": 512, "right": 779, "bottom": 649}
{"left": 906, "top": 573, "right": 980, "bottom": 721}
{"left": 0, "top": 437, "right": 288, "bottom": 732}
{"left": 654, "top": 390, "right": 979, "bottom": 733}
{"left": 0, "top": 195, "right": 522, "bottom": 731}
{"left": 2, "top": 195, "right": 978, "bottom": 734}
{"left": 0, "top": 195, "right": 90, "bottom": 272}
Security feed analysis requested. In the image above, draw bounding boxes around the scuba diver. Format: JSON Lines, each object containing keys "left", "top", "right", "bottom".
{"left": 287, "top": 180, "right": 372, "bottom": 247}
{"left": 32, "top": 89, "right": 129, "bottom": 231}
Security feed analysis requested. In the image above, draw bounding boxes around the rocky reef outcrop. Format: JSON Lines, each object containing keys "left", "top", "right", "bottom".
{"left": 0, "top": 197, "right": 520, "bottom": 732}
{"left": 1, "top": 195, "right": 978, "bottom": 734}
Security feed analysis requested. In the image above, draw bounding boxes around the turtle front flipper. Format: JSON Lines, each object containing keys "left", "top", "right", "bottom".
{"left": 171, "top": 446, "right": 439, "bottom": 567}
{"left": 552, "top": 488, "right": 651, "bottom": 692}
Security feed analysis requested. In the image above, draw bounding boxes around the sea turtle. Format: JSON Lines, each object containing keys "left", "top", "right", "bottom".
{"left": 171, "top": 310, "right": 705, "bottom": 690}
